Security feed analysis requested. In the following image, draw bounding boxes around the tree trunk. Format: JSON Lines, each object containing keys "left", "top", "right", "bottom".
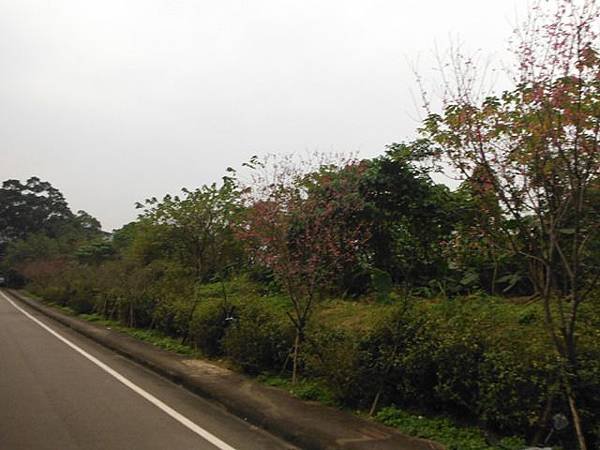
{"left": 292, "top": 329, "right": 302, "bottom": 385}
{"left": 491, "top": 255, "right": 498, "bottom": 295}
{"left": 369, "top": 390, "right": 382, "bottom": 417}
{"left": 279, "top": 349, "right": 292, "bottom": 376}
{"left": 129, "top": 302, "right": 134, "bottom": 328}
{"left": 369, "top": 339, "right": 400, "bottom": 417}
{"left": 181, "top": 299, "right": 200, "bottom": 345}
{"left": 532, "top": 393, "right": 554, "bottom": 446}
{"left": 566, "top": 385, "right": 588, "bottom": 450}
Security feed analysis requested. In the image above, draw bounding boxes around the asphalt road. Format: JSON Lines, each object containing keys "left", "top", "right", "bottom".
{"left": 0, "top": 289, "right": 297, "bottom": 450}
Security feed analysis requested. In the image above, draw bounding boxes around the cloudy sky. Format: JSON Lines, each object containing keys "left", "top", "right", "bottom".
{"left": 1, "top": 0, "right": 526, "bottom": 231}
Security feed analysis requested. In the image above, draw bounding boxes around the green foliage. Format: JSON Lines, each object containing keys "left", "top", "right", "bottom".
{"left": 75, "top": 239, "right": 116, "bottom": 265}
{"left": 188, "top": 298, "right": 231, "bottom": 357}
{"left": 257, "top": 375, "right": 336, "bottom": 405}
{"left": 124, "top": 327, "right": 198, "bottom": 355}
{"left": 4, "top": 234, "right": 62, "bottom": 267}
{"left": 222, "top": 299, "right": 292, "bottom": 373}
{"left": 376, "top": 407, "right": 525, "bottom": 450}
{"left": 301, "top": 297, "right": 600, "bottom": 446}
{"left": 421, "top": 8, "right": 600, "bottom": 446}
{"left": 22, "top": 267, "right": 600, "bottom": 447}
{"left": 78, "top": 314, "right": 197, "bottom": 355}
{"left": 359, "top": 146, "right": 463, "bottom": 290}
{"left": 4, "top": 157, "right": 599, "bottom": 449}
{"left": 0, "top": 177, "right": 74, "bottom": 242}
{"left": 369, "top": 268, "right": 393, "bottom": 303}
{"left": 303, "top": 327, "right": 365, "bottom": 404}
{"left": 289, "top": 379, "right": 335, "bottom": 403}
{"left": 135, "top": 177, "right": 243, "bottom": 281}
{"left": 0, "top": 177, "right": 104, "bottom": 287}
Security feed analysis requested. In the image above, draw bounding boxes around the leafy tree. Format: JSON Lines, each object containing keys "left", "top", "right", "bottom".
{"left": 360, "top": 143, "right": 460, "bottom": 290}
{"left": 446, "top": 179, "right": 530, "bottom": 296}
{"left": 4, "top": 233, "right": 61, "bottom": 264}
{"left": 0, "top": 177, "right": 74, "bottom": 244}
{"left": 71, "top": 210, "right": 102, "bottom": 237}
{"left": 421, "top": 1, "right": 600, "bottom": 446}
{"left": 136, "top": 176, "right": 243, "bottom": 280}
{"left": 75, "top": 239, "right": 116, "bottom": 265}
{"left": 239, "top": 154, "right": 370, "bottom": 383}
{"left": 136, "top": 176, "right": 244, "bottom": 343}
{"left": 0, "top": 177, "right": 103, "bottom": 285}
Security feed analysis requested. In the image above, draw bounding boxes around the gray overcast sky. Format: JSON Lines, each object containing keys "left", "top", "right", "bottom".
{"left": 1, "top": 0, "right": 525, "bottom": 231}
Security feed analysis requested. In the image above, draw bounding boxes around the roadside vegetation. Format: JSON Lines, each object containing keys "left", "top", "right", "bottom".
{"left": 1, "top": 1, "right": 599, "bottom": 448}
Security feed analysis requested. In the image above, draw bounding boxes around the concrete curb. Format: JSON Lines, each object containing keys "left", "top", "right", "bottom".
{"left": 7, "top": 289, "right": 444, "bottom": 450}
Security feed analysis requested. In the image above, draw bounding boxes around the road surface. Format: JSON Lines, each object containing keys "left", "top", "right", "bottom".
{"left": 0, "top": 289, "right": 296, "bottom": 450}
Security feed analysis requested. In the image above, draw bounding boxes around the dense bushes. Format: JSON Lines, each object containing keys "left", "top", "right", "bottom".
{"left": 375, "top": 407, "right": 526, "bottom": 450}
{"left": 300, "top": 297, "right": 600, "bottom": 446}
{"left": 222, "top": 300, "right": 292, "bottom": 373}
{"left": 3, "top": 164, "right": 599, "bottom": 449}
{"left": 23, "top": 265, "right": 600, "bottom": 446}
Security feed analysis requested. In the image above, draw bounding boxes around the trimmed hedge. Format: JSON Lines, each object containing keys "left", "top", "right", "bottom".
{"left": 26, "top": 270, "right": 600, "bottom": 447}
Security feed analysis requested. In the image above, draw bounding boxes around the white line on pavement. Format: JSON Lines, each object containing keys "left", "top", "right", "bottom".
{"left": 0, "top": 290, "right": 237, "bottom": 450}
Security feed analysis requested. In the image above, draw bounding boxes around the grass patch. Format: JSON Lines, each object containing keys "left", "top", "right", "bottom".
{"left": 257, "top": 374, "right": 337, "bottom": 405}
{"left": 375, "top": 407, "right": 526, "bottom": 450}
{"left": 315, "top": 299, "right": 396, "bottom": 333}
{"left": 76, "top": 313, "right": 198, "bottom": 356}
{"left": 22, "top": 290, "right": 77, "bottom": 316}
{"left": 125, "top": 328, "right": 198, "bottom": 356}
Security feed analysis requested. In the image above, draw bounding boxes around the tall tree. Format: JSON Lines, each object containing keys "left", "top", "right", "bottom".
{"left": 239, "top": 154, "right": 370, "bottom": 383}
{"left": 0, "top": 178, "right": 102, "bottom": 282}
{"left": 0, "top": 177, "right": 73, "bottom": 244}
{"left": 136, "top": 176, "right": 244, "bottom": 343}
{"left": 136, "top": 176, "right": 243, "bottom": 281}
{"left": 360, "top": 142, "right": 459, "bottom": 289}
{"left": 421, "top": 1, "right": 600, "bottom": 447}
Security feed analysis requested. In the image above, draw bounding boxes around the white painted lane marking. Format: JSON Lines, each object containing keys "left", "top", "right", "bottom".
{"left": 0, "top": 290, "right": 237, "bottom": 450}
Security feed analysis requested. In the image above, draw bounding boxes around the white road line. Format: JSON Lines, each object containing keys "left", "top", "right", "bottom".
{"left": 0, "top": 290, "right": 237, "bottom": 450}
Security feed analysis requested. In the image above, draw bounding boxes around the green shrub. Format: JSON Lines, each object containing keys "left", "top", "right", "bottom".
{"left": 357, "top": 303, "right": 438, "bottom": 410}
{"left": 431, "top": 330, "right": 485, "bottom": 414}
{"left": 33, "top": 284, "right": 69, "bottom": 305}
{"left": 149, "top": 295, "right": 189, "bottom": 336}
{"left": 304, "top": 302, "right": 439, "bottom": 410}
{"left": 257, "top": 375, "right": 336, "bottom": 405}
{"left": 575, "top": 349, "right": 600, "bottom": 446}
{"left": 375, "top": 406, "right": 525, "bottom": 450}
{"left": 290, "top": 379, "right": 336, "bottom": 404}
{"left": 222, "top": 299, "right": 292, "bottom": 374}
{"left": 19, "top": 268, "right": 600, "bottom": 447}
{"left": 303, "top": 328, "right": 366, "bottom": 405}
{"left": 189, "top": 299, "right": 232, "bottom": 357}
{"left": 476, "top": 350, "right": 556, "bottom": 432}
